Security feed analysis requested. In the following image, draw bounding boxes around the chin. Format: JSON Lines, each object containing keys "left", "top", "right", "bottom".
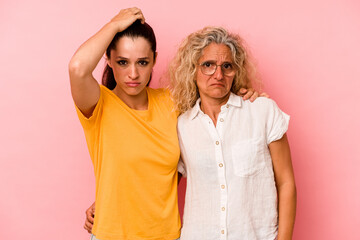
{"left": 208, "top": 90, "right": 231, "bottom": 99}
{"left": 126, "top": 88, "right": 146, "bottom": 96}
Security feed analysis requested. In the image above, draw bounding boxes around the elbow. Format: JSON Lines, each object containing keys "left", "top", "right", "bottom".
{"left": 68, "top": 57, "right": 89, "bottom": 79}
{"left": 277, "top": 180, "right": 297, "bottom": 199}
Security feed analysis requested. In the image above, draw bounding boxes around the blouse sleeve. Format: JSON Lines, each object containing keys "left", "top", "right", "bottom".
{"left": 265, "top": 99, "right": 290, "bottom": 145}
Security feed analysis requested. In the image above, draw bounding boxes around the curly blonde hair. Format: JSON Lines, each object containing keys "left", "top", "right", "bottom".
{"left": 169, "top": 26, "right": 257, "bottom": 114}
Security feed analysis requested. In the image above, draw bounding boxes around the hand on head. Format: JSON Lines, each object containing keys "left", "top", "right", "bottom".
{"left": 111, "top": 7, "right": 145, "bottom": 33}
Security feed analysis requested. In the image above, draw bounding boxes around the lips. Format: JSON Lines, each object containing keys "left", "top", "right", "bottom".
{"left": 210, "top": 83, "right": 225, "bottom": 87}
{"left": 125, "top": 82, "right": 141, "bottom": 87}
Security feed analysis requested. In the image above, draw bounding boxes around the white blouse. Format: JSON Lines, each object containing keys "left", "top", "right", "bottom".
{"left": 177, "top": 93, "right": 289, "bottom": 240}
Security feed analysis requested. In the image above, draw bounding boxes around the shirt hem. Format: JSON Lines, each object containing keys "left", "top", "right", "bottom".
{"left": 93, "top": 229, "right": 181, "bottom": 240}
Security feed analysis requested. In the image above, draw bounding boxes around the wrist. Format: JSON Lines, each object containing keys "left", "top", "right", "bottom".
{"left": 105, "top": 21, "right": 123, "bottom": 34}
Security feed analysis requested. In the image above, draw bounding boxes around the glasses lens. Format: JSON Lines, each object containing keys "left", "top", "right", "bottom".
{"left": 221, "top": 63, "right": 235, "bottom": 76}
{"left": 200, "top": 62, "right": 216, "bottom": 75}
{"left": 200, "top": 62, "right": 235, "bottom": 76}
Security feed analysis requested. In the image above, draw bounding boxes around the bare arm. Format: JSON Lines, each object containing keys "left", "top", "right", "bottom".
{"left": 68, "top": 8, "right": 145, "bottom": 117}
{"left": 269, "top": 134, "right": 297, "bottom": 240}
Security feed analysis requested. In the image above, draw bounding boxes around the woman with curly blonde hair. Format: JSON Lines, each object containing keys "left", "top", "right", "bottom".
{"left": 171, "top": 27, "right": 296, "bottom": 240}
{"left": 169, "top": 26, "right": 257, "bottom": 114}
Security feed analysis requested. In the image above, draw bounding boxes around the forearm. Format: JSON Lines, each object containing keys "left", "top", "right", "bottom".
{"left": 68, "top": 22, "right": 118, "bottom": 113}
{"left": 69, "top": 22, "right": 118, "bottom": 78}
{"left": 69, "top": 8, "right": 145, "bottom": 115}
{"left": 277, "top": 181, "right": 297, "bottom": 240}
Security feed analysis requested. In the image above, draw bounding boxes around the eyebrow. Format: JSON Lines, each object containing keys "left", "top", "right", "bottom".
{"left": 200, "top": 60, "right": 233, "bottom": 63}
{"left": 115, "top": 56, "right": 150, "bottom": 60}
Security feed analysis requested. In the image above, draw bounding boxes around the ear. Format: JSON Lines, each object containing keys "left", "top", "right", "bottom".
{"left": 153, "top": 52, "right": 158, "bottom": 65}
{"left": 106, "top": 58, "right": 112, "bottom": 69}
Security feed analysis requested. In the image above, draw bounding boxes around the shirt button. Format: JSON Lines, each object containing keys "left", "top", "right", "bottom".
{"left": 221, "top": 185, "right": 225, "bottom": 189}
{"left": 220, "top": 118, "right": 224, "bottom": 122}
{"left": 219, "top": 163, "right": 223, "bottom": 167}
{"left": 222, "top": 207, "right": 225, "bottom": 211}
{"left": 221, "top": 230, "right": 225, "bottom": 234}
{"left": 215, "top": 141, "right": 219, "bottom": 145}
{"left": 226, "top": 105, "right": 229, "bottom": 108}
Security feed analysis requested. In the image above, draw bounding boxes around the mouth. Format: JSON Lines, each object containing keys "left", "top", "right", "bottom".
{"left": 125, "top": 82, "right": 141, "bottom": 87}
{"left": 210, "top": 83, "right": 225, "bottom": 87}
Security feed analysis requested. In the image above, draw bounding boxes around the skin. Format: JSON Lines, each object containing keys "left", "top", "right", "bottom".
{"left": 196, "top": 43, "right": 296, "bottom": 240}
{"left": 108, "top": 37, "right": 156, "bottom": 110}
{"left": 196, "top": 43, "right": 235, "bottom": 126}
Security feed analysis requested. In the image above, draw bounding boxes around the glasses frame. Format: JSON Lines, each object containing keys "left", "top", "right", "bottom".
{"left": 198, "top": 61, "right": 236, "bottom": 77}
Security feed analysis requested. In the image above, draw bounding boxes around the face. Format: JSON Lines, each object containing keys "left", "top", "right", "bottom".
{"left": 196, "top": 43, "right": 235, "bottom": 103}
{"left": 107, "top": 36, "right": 156, "bottom": 98}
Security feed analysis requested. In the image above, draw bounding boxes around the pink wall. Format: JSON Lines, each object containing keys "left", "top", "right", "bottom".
{"left": 1, "top": 0, "right": 359, "bottom": 239}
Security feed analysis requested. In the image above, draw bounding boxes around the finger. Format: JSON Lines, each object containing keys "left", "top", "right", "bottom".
{"left": 135, "top": 11, "right": 145, "bottom": 24}
{"left": 84, "top": 221, "right": 93, "bottom": 233}
{"left": 260, "top": 92, "right": 270, "bottom": 98}
{"left": 130, "top": 8, "right": 143, "bottom": 17}
{"left": 86, "top": 210, "right": 95, "bottom": 223}
{"left": 85, "top": 219, "right": 93, "bottom": 229}
{"left": 131, "top": 7, "right": 141, "bottom": 12}
{"left": 84, "top": 224, "right": 89, "bottom": 233}
{"left": 242, "top": 89, "right": 254, "bottom": 100}
{"left": 249, "top": 91, "right": 259, "bottom": 102}
{"left": 239, "top": 88, "right": 248, "bottom": 94}
{"left": 86, "top": 212, "right": 95, "bottom": 223}
{"left": 84, "top": 224, "right": 89, "bottom": 232}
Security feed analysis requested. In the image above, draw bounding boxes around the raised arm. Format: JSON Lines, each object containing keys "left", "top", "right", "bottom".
{"left": 269, "top": 134, "right": 297, "bottom": 240}
{"left": 68, "top": 8, "right": 145, "bottom": 117}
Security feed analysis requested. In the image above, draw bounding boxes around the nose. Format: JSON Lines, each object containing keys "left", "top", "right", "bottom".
{"left": 213, "top": 65, "right": 224, "bottom": 80}
{"left": 128, "top": 64, "right": 139, "bottom": 79}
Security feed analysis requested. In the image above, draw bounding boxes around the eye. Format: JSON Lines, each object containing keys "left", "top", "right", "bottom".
{"left": 222, "top": 63, "right": 233, "bottom": 69}
{"left": 201, "top": 61, "right": 215, "bottom": 68}
{"left": 138, "top": 60, "right": 149, "bottom": 66}
{"left": 117, "top": 60, "right": 127, "bottom": 66}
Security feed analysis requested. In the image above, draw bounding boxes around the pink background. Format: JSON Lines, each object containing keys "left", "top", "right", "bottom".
{"left": 1, "top": 0, "right": 359, "bottom": 239}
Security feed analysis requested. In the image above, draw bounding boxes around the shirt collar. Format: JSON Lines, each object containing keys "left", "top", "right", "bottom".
{"left": 226, "top": 92, "right": 242, "bottom": 108}
{"left": 189, "top": 98, "right": 202, "bottom": 120}
{"left": 189, "top": 92, "right": 242, "bottom": 120}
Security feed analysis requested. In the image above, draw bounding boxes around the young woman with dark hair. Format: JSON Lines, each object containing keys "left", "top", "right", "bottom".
{"left": 69, "top": 8, "right": 181, "bottom": 240}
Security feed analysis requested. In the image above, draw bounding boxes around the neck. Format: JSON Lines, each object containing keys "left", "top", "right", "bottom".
{"left": 199, "top": 93, "right": 230, "bottom": 126}
{"left": 112, "top": 87, "right": 149, "bottom": 110}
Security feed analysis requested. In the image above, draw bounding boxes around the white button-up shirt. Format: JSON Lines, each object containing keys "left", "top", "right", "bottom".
{"left": 177, "top": 93, "right": 289, "bottom": 240}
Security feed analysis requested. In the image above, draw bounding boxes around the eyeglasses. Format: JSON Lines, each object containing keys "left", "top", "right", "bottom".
{"left": 198, "top": 61, "right": 236, "bottom": 76}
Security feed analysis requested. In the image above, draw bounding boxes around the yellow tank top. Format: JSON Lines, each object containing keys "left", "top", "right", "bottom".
{"left": 76, "top": 85, "right": 181, "bottom": 240}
